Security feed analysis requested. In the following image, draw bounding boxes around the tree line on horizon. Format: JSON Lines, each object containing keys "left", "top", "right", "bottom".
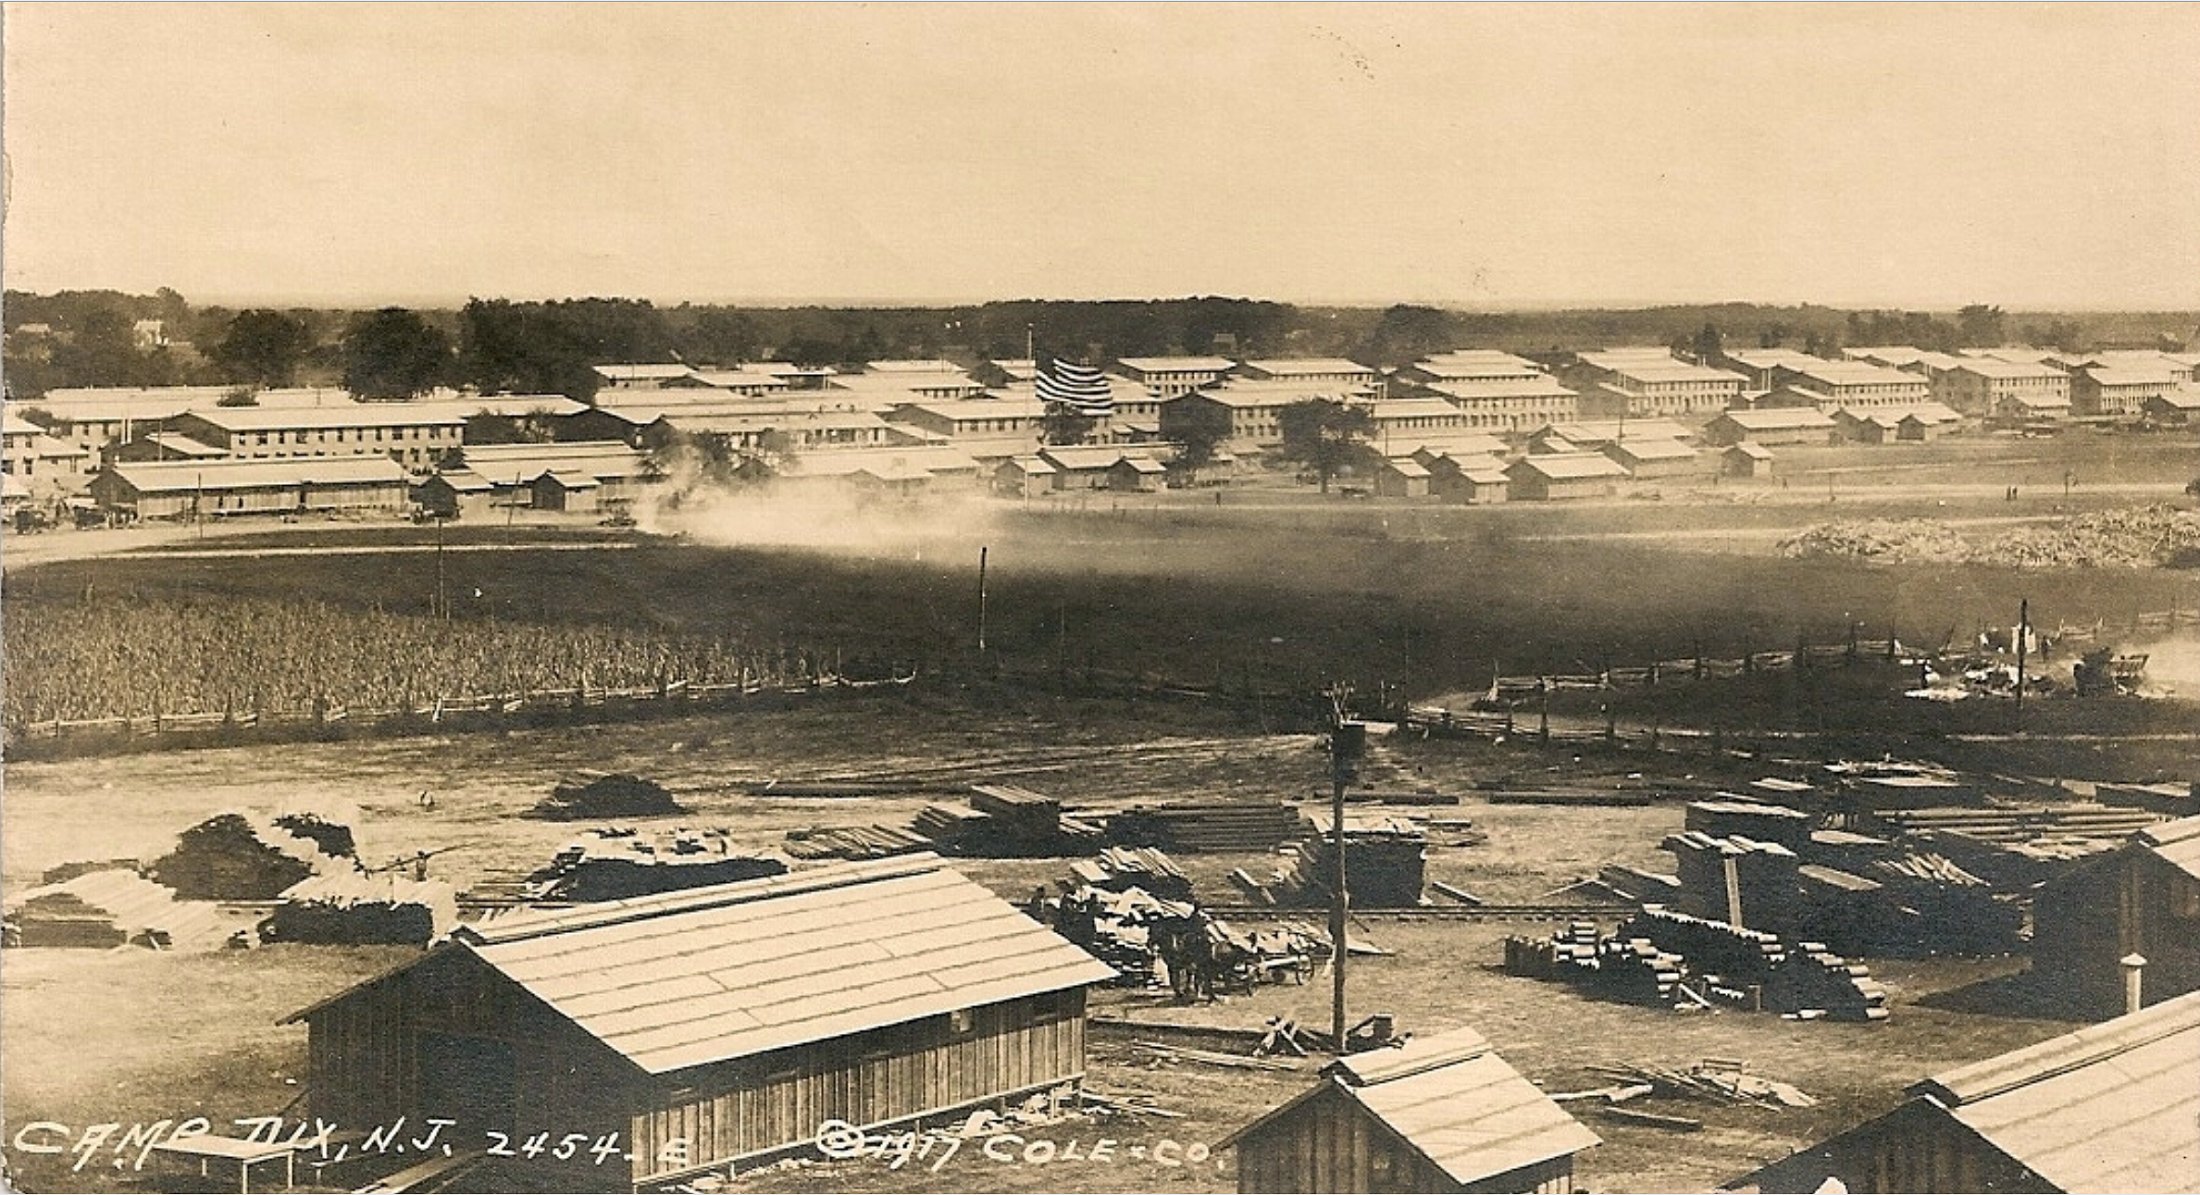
{"left": 5, "top": 289, "right": 2192, "bottom": 403}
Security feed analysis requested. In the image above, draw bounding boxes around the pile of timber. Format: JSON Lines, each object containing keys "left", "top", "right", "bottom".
{"left": 1507, "top": 910, "right": 1888, "bottom": 1021}
{"left": 1485, "top": 789, "right": 1655, "bottom": 808}
{"left": 1662, "top": 831, "right": 1804, "bottom": 930}
{"left": 1320, "top": 786, "right": 1459, "bottom": 806}
{"left": 912, "top": 785, "right": 1101, "bottom": 857}
{"left": 1584, "top": 1061, "right": 1816, "bottom": 1109}
{"left": 1764, "top": 942, "right": 1889, "bottom": 1021}
{"left": 1871, "top": 803, "right": 2161, "bottom": 844}
{"left": 1858, "top": 852, "right": 2026, "bottom": 954}
{"left": 1685, "top": 802, "right": 1812, "bottom": 853}
{"left": 782, "top": 823, "right": 933, "bottom": 861}
{"left": 528, "top": 772, "right": 685, "bottom": 820}
{"left": 1070, "top": 847, "right": 1195, "bottom": 903}
{"left": 147, "top": 812, "right": 350, "bottom": 900}
{"left": 2091, "top": 781, "right": 2198, "bottom": 818}
{"left": 525, "top": 828, "right": 787, "bottom": 902}
{"left": 1596, "top": 865, "right": 1684, "bottom": 904}
{"left": 1107, "top": 801, "right": 1304, "bottom": 853}
{"left": 261, "top": 873, "right": 458, "bottom": 946}
{"left": 2, "top": 870, "right": 233, "bottom": 950}
{"left": 1271, "top": 815, "right": 1427, "bottom": 908}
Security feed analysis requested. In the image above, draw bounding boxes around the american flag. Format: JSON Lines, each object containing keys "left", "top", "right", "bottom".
{"left": 1035, "top": 358, "right": 1114, "bottom": 416}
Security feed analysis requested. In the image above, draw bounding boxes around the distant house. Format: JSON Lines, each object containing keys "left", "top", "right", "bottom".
{"left": 1599, "top": 437, "right": 1699, "bottom": 478}
{"left": 1770, "top": 361, "right": 1931, "bottom": 410}
{"left": 1222, "top": 1026, "right": 1599, "bottom": 1194}
{"left": 2031, "top": 815, "right": 2200, "bottom": 1019}
{"left": 1160, "top": 379, "right": 1378, "bottom": 451}
{"left": 445, "top": 442, "right": 656, "bottom": 511}
{"left": 1037, "top": 445, "right": 1168, "bottom": 491}
{"left": 413, "top": 470, "right": 498, "bottom": 520}
{"left": 1364, "top": 398, "right": 1469, "bottom": 452}
{"left": 2142, "top": 389, "right": 2200, "bottom": 426}
{"left": 1723, "top": 441, "right": 1775, "bottom": 479}
{"left": 1730, "top": 990, "right": 2200, "bottom": 1193}
{"left": 993, "top": 455, "right": 1057, "bottom": 498}
{"left": 1425, "top": 454, "right": 1510, "bottom": 504}
{"left": 1376, "top": 456, "right": 1432, "bottom": 498}
{"left": 1700, "top": 408, "right": 1838, "bottom": 447}
{"left": 1417, "top": 377, "right": 1582, "bottom": 431}
{"left": 281, "top": 857, "right": 1114, "bottom": 1189}
{"left": 2070, "top": 367, "right": 2177, "bottom": 418}
{"left": 1836, "top": 404, "right": 1961, "bottom": 444}
{"left": 171, "top": 405, "right": 467, "bottom": 472}
{"left": 1, "top": 407, "right": 95, "bottom": 491}
{"left": 1232, "top": 358, "right": 1382, "bottom": 390}
{"left": 1932, "top": 360, "right": 2071, "bottom": 419}
{"left": 92, "top": 457, "right": 410, "bottom": 519}
{"left": 1504, "top": 453, "right": 1626, "bottom": 501}
{"left": 592, "top": 363, "right": 697, "bottom": 390}
{"left": 531, "top": 470, "right": 602, "bottom": 513}
{"left": 1106, "top": 456, "right": 1167, "bottom": 493}
{"left": 1564, "top": 350, "right": 1745, "bottom": 420}
{"left": 1112, "top": 356, "right": 1235, "bottom": 397}
{"left": 1712, "top": 348, "right": 1832, "bottom": 392}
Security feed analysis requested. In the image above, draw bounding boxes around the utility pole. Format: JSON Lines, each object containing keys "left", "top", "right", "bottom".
{"left": 2014, "top": 597, "right": 2029, "bottom": 730}
{"left": 434, "top": 516, "right": 448, "bottom": 620}
{"left": 1329, "top": 716, "right": 1365, "bottom": 1053}
{"left": 976, "top": 545, "right": 989, "bottom": 658}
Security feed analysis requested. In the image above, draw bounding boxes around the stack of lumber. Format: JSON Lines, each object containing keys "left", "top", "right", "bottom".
{"left": 1685, "top": 802, "right": 1813, "bottom": 853}
{"left": 1764, "top": 942, "right": 1889, "bottom": 1021}
{"left": 524, "top": 828, "right": 787, "bottom": 901}
{"left": 1597, "top": 865, "right": 1684, "bottom": 905}
{"left": 147, "top": 813, "right": 349, "bottom": 900}
{"left": 1593, "top": 937, "right": 1687, "bottom": 1007}
{"left": 1622, "top": 906, "right": 1786, "bottom": 984}
{"left": 911, "top": 785, "right": 1100, "bottom": 857}
{"left": 1274, "top": 815, "right": 1427, "bottom": 908}
{"left": 1859, "top": 852, "right": 2026, "bottom": 954}
{"left": 527, "top": 772, "right": 685, "bottom": 820}
{"left": 1486, "top": 789, "right": 1655, "bottom": 807}
{"left": 1070, "top": 847, "right": 1194, "bottom": 902}
{"left": 782, "top": 823, "right": 933, "bottom": 861}
{"left": 1107, "top": 802, "right": 1304, "bottom": 853}
{"left": 1586, "top": 1062, "right": 1816, "bottom": 1109}
{"left": 1504, "top": 920, "right": 1604, "bottom": 979}
{"left": 1872, "top": 803, "right": 2160, "bottom": 844}
{"left": 261, "top": 873, "right": 458, "bottom": 946}
{"left": 1048, "top": 885, "right": 1196, "bottom": 987}
{"left": 2091, "top": 781, "right": 2198, "bottom": 818}
{"left": 1662, "top": 831, "right": 1803, "bottom": 931}
{"left": 3, "top": 870, "right": 231, "bottom": 950}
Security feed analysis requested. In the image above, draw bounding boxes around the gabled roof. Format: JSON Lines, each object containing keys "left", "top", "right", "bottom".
{"left": 1238, "top": 357, "right": 1377, "bottom": 377}
{"left": 1713, "top": 407, "right": 1836, "bottom": 430}
{"left": 1223, "top": 1027, "right": 1598, "bottom": 1186}
{"left": 1365, "top": 398, "right": 1468, "bottom": 422}
{"left": 1115, "top": 356, "right": 1234, "bottom": 373}
{"left": 2081, "top": 367, "right": 2179, "bottom": 387}
{"left": 862, "top": 359, "right": 968, "bottom": 374}
{"left": 998, "top": 455, "right": 1057, "bottom": 474}
{"left": 1949, "top": 359, "right": 2067, "bottom": 381}
{"left": 1604, "top": 438, "right": 1699, "bottom": 462}
{"left": 105, "top": 457, "right": 409, "bottom": 493}
{"left": 287, "top": 856, "right": 1112, "bottom": 1076}
{"left": 1508, "top": 452, "right": 1628, "bottom": 481}
{"left": 181, "top": 404, "right": 466, "bottom": 432}
{"left": 593, "top": 363, "right": 693, "bottom": 383}
{"left": 2148, "top": 388, "right": 2200, "bottom": 411}
{"left": 1782, "top": 360, "right": 1931, "bottom": 389}
{"left": 1383, "top": 458, "right": 1431, "bottom": 478}
{"left": 1728, "top": 441, "right": 1776, "bottom": 459}
{"left": 2135, "top": 815, "right": 2200, "bottom": 881}
{"left": 1907, "top": 990, "right": 2200, "bottom": 1193}
{"left": 1533, "top": 418, "right": 1692, "bottom": 445}
{"left": 1420, "top": 376, "right": 1577, "bottom": 400}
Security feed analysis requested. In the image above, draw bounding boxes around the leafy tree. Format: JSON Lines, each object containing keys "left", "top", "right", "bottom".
{"left": 1957, "top": 304, "right": 2007, "bottom": 348}
{"left": 1163, "top": 395, "right": 1235, "bottom": 479}
{"left": 674, "top": 308, "right": 761, "bottom": 366}
{"left": 1804, "top": 328, "right": 1842, "bottom": 358}
{"left": 1692, "top": 321, "right": 1725, "bottom": 361}
{"left": 210, "top": 309, "right": 313, "bottom": 386}
{"left": 342, "top": 308, "right": 452, "bottom": 399}
{"left": 1040, "top": 403, "right": 1099, "bottom": 446}
{"left": 1359, "top": 305, "right": 1460, "bottom": 368}
{"left": 1276, "top": 398, "right": 1378, "bottom": 494}
{"left": 50, "top": 308, "right": 148, "bottom": 386}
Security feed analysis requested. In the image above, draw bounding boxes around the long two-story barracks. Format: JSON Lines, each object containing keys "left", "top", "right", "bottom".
{"left": 281, "top": 857, "right": 1115, "bottom": 1191}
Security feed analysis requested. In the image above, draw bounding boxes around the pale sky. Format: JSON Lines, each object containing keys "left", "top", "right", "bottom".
{"left": 5, "top": 3, "right": 2198, "bottom": 309}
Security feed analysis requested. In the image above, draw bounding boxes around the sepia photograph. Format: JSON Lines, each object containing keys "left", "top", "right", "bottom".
{"left": 2, "top": 4, "right": 2197, "bottom": 1192}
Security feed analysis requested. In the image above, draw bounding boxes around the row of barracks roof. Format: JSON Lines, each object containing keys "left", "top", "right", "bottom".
{"left": 283, "top": 854, "right": 1116, "bottom": 1076}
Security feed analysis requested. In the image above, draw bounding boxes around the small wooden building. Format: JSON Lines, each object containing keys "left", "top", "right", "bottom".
{"left": 1426, "top": 454, "right": 1510, "bottom": 504}
{"left": 1376, "top": 457, "right": 1432, "bottom": 498}
{"left": 2031, "top": 815, "right": 2200, "bottom": 1018}
{"left": 1723, "top": 441, "right": 1775, "bottom": 479}
{"left": 1503, "top": 453, "right": 1625, "bottom": 501}
{"left": 1599, "top": 437, "right": 1700, "bottom": 478}
{"left": 281, "top": 856, "right": 1114, "bottom": 1190}
{"left": 993, "top": 455, "right": 1057, "bottom": 498}
{"left": 1106, "top": 456, "right": 1167, "bottom": 492}
{"left": 413, "top": 469, "right": 498, "bottom": 520}
{"left": 532, "top": 469, "right": 602, "bottom": 513}
{"left": 1730, "top": 990, "right": 2200, "bottom": 1193}
{"left": 1222, "top": 1027, "right": 1598, "bottom": 1194}
{"left": 91, "top": 457, "right": 410, "bottom": 519}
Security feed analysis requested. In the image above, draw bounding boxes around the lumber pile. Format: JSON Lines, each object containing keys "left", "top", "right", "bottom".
{"left": 527, "top": 772, "right": 685, "bottom": 820}
{"left": 147, "top": 813, "right": 349, "bottom": 900}
{"left": 1596, "top": 865, "right": 1684, "bottom": 904}
{"left": 1504, "top": 920, "right": 1603, "bottom": 980}
{"left": 2091, "top": 781, "right": 2199, "bottom": 818}
{"left": 1486, "top": 790, "right": 1655, "bottom": 807}
{"left": 782, "top": 823, "right": 932, "bottom": 861}
{"left": 1587, "top": 1061, "right": 1817, "bottom": 1109}
{"left": 1070, "top": 847, "right": 1195, "bottom": 902}
{"left": 524, "top": 828, "right": 787, "bottom": 901}
{"left": 1685, "top": 802, "right": 1812, "bottom": 853}
{"left": 1662, "top": 831, "right": 1803, "bottom": 930}
{"left": 1272, "top": 815, "right": 1427, "bottom": 907}
{"left": 2, "top": 870, "right": 233, "bottom": 950}
{"left": 1765, "top": 942, "right": 1889, "bottom": 1021}
{"left": 1106, "top": 801, "right": 1304, "bottom": 853}
{"left": 261, "top": 873, "right": 458, "bottom": 946}
{"left": 911, "top": 785, "right": 1100, "bottom": 857}
{"left": 1507, "top": 910, "right": 1889, "bottom": 1022}
{"left": 1593, "top": 937, "right": 1687, "bottom": 1007}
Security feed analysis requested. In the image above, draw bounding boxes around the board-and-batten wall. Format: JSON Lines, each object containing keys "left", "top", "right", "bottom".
{"left": 302, "top": 951, "right": 1090, "bottom": 1190}
{"left": 630, "top": 988, "right": 1087, "bottom": 1184}
{"left": 1234, "top": 1086, "right": 1576, "bottom": 1195}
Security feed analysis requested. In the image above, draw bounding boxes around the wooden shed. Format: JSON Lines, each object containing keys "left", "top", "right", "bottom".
{"left": 1106, "top": 455, "right": 1167, "bottom": 492}
{"left": 281, "top": 855, "right": 1114, "bottom": 1189}
{"left": 993, "top": 455, "right": 1057, "bottom": 498}
{"left": 414, "top": 469, "right": 498, "bottom": 520}
{"left": 1503, "top": 453, "right": 1625, "bottom": 501}
{"left": 1729, "top": 990, "right": 2200, "bottom": 1193}
{"left": 1375, "top": 457, "right": 1432, "bottom": 498}
{"left": 1426, "top": 454, "right": 1510, "bottom": 504}
{"left": 1723, "top": 442, "right": 1775, "bottom": 479}
{"left": 2030, "top": 815, "right": 2200, "bottom": 1018}
{"left": 1221, "top": 1026, "right": 1598, "bottom": 1193}
{"left": 531, "top": 469, "right": 601, "bottom": 513}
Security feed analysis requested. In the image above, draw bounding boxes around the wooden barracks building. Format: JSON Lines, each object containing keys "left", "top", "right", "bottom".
{"left": 281, "top": 857, "right": 1114, "bottom": 1190}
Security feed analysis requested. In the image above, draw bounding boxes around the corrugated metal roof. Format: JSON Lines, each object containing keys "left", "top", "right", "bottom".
{"left": 1911, "top": 991, "right": 2200, "bottom": 1193}
{"left": 1326, "top": 1028, "right": 1599, "bottom": 1185}
{"left": 448, "top": 855, "right": 1113, "bottom": 1075}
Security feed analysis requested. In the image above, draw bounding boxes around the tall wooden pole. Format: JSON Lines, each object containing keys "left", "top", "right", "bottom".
{"left": 1329, "top": 718, "right": 1364, "bottom": 1052}
{"left": 976, "top": 545, "right": 989, "bottom": 657}
{"left": 2014, "top": 597, "right": 2029, "bottom": 730}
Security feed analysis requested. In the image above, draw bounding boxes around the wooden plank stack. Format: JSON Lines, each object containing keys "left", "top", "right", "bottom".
{"left": 3, "top": 870, "right": 232, "bottom": 950}
{"left": 1273, "top": 816, "right": 1427, "bottom": 908}
{"left": 261, "top": 873, "right": 458, "bottom": 946}
{"left": 911, "top": 785, "right": 1102, "bottom": 857}
{"left": 524, "top": 828, "right": 788, "bottom": 901}
{"left": 1106, "top": 801, "right": 1304, "bottom": 853}
{"left": 782, "top": 823, "right": 933, "bottom": 861}
{"left": 1763, "top": 942, "right": 1889, "bottom": 1022}
{"left": 1070, "top": 847, "right": 1195, "bottom": 903}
